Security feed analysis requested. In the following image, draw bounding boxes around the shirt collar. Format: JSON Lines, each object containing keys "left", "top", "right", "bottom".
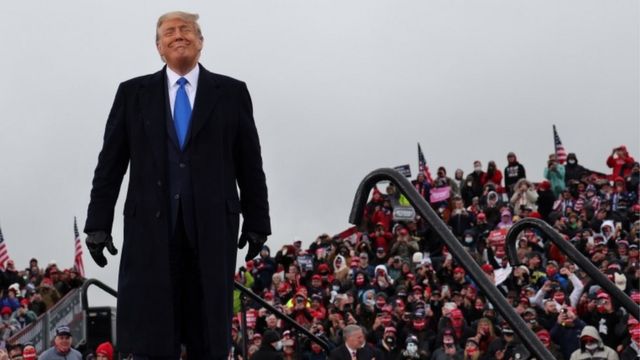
{"left": 166, "top": 64, "right": 200, "bottom": 88}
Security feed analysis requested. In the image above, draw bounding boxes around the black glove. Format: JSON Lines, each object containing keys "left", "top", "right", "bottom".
{"left": 238, "top": 232, "right": 267, "bottom": 262}
{"left": 85, "top": 231, "right": 118, "bottom": 267}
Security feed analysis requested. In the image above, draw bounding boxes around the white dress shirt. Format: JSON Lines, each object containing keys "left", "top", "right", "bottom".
{"left": 166, "top": 65, "right": 199, "bottom": 118}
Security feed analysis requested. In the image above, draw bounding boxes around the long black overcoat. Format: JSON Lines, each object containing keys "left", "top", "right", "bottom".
{"left": 85, "top": 65, "right": 271, "bottom": 356}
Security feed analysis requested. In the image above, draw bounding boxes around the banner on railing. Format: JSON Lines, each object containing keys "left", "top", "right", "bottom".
{"left": 9, "top": 288, "right": 85, "bottom": 353}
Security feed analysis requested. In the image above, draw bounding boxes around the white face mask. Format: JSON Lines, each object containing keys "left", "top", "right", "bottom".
{"left": 465, "top": 236, "right": 474, "bottom": 244}
{"left": 274, "top": 340, "right": 283, "bottom": 351}
{"left": 406, "top": 343, "right": 418, "bottom": 354}
{"left": 585, "top": 343, "right": 598, "bottom": 351}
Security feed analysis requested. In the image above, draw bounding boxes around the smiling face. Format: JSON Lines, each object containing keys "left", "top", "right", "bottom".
{"left": 55, "top": 334, "right": 72, "bottom": 353}
{"left": 156, "top": 16, "right": 203, "bottom": 74}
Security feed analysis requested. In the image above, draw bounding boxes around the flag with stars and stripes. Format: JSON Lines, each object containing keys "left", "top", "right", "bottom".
{"left": 417, "top": 143, "right": 434, "bottom": 185}
{"left": 0, "top": 223, "right": 11, "bottom": 270}
{"left": 73, "top": 217, "right": 85, "bottom": 277}
{"left": 553, "top": 125, "right": 567, "bottom": 164}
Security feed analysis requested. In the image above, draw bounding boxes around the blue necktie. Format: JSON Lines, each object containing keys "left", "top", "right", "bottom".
{"left": 174, "top": 77, "right": 192, "bottom": 149}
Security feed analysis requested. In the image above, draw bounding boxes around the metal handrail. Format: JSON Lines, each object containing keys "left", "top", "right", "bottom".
{"left": 80, "top": 278, "right": 118, "bottom": 310}
{"left": 79, "top": 278, "right": 331, "bottom": 356}
{"left": 349, "top": 168, "right": 554, "bottom": 360}
{"left": 233, "top": 282, "right": 331, "bottom": 354}
{"left": 506, "top": 218, "right": 640, "bottom": 319}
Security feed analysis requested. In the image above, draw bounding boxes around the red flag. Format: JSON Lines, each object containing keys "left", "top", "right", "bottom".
{"left": 417, "top": 143, "right": 434, "bottom": 184}
{"left": 74, "top": 217, "right": 85, "bottom": 277}
{"left": 0, "top": 223, "right": 11, "bottom": 270}
{"left": 553, "top": 125, "right": 567, "bottom": 164}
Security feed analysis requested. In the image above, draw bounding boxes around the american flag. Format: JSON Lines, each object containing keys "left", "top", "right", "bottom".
{"left": 73, "top": 217, "right": 85, "bottom": 277}
{"left": 553, "top": 125, "right": 567, "bottom": 164}
{"left": 417, "top": 143, "right": 434, "bottom": 184}
{"left": 0, "top": 223, "right": 11, "bottom": 270}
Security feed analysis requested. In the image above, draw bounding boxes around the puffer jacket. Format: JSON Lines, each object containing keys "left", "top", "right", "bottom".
{"left": 569, "top": 325, "right": 619, "bottom": 360}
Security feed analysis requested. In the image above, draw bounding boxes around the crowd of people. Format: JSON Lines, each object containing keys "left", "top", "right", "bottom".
{"left": 236, "top": 147, "right": 639, "bottom": 360}
{"left": 0, "top": 146, "right": 637, "bottom": 359}
{"left": 0, "top": 257, "right": 85, "bottom": 352}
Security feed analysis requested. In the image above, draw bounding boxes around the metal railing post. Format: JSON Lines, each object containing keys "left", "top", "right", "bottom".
{"left": 240, "top": 292, "right": 249, "bottom": 360}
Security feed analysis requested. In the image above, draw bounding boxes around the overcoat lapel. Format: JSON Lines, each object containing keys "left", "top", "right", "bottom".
{"left": 184, "top": 65, "right": 221, "bottom": 149}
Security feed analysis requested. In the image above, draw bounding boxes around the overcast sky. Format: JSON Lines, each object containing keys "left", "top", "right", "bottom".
{"left": 0, "top": 1, "right": 638, "bottom": 305}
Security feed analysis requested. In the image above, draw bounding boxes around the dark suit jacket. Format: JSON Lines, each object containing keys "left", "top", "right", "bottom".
{"left": 329, "top": 344, "right": 380, "bottom": 360}
{"left": 85, "top": 64, "right": 270, "bottom": 357}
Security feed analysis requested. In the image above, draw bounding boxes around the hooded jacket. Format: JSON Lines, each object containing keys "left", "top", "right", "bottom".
{"left": 504, "top": 156, "right": 526, "bottom": 191}
{"left": 569, "top": 325, "right": 619, "bottom": 360}
{"left": 565, "top": 154, "right": 588, "bottom": 185}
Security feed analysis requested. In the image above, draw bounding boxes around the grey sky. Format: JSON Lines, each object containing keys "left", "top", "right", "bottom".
{"left": 0, "top": 1, "right": 638, "bottom": 305}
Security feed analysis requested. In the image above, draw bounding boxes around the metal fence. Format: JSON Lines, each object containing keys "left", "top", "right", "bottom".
{"left": 8, "top": 288, "right": 85, "bottom": 353}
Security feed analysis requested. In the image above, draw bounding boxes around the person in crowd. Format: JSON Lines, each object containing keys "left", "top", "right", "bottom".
{"left": 569, "top": 325, "right": 619, "bottom": 360}
{"left": 94, "top": 342, "right": 113, "bottom": 360}
{"left": 22, "top": 343, "right": 37, "bottom": 360}
{"left": 432, "top": 327, "right": 463, "bottom": 360}
{"left": 565, "top": 153, "right": 589, "bottom": 186}
{"left": 544, "top": 154, "right": 566, "bottom": 197}
{"left": 251, "top": 330, "right": 283, "bottom": 360}
{"left": 376, "top": 326, "right": 401, "bottom": 360}
{"left": 329, "top": 325, "right": 379, "bottom": 360}
{"left": 454, "top": 169, "right": 465, "bottom": 196}
{"left": 465, "top": 160, "right": 486, "bottom": 201}
{"left": 6, "top": 343, "right": 23, "bottom": 360}
{"left": 398, "top": 335, "right": 427, "bottom": 359}
{"left": 536, "top": 329, "right": 565, "bottom": 360}
{"left": 481, "top": 161, "right": 503, "bottom": 192}
{"left": 435, "top": 167, "right": 461, "bottom": 197}
{"left": 510, "top": 179, "right": 539, "bottom": 216}
{"left": 38, "top": 325, "right": 82, "bottom": 360}
{"left": 607, "top": 145, "right": 635, "bottom": 180}
{"left": 504, "top": 152, "right": 527, "bottom": 196}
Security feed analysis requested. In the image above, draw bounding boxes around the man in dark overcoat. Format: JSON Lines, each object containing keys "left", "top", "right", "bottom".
{"left": 84, "top": 11, "right": 271, "bottom": 359}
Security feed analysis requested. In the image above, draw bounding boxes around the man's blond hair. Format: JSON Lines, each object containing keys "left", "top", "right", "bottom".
{"left": 156, "top": 11, "right": 203, "bottom": 43}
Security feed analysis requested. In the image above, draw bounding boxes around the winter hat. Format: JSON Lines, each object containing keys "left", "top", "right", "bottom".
{"left": 614, "top": 273, "right": 627, "bottom": 291}
{"left": 538, "top": 181, "right": 551, "bottom": 191}
{"left": 96, "top": 342, "right": 114, "bottom": 360}
{"left": 1, "top": 306, "right": 11, "bottom": 316}
{"left": 412, "top": 252, "right": 423, "bottom": 264}
{"left": 406, "top": 335, "right": 418, "bottom": 345}
{"left": 384, "top": 326, "right": 397, "bottom": 335}
{"left": 536, "top": 330, "right": 550, "bottom": 343}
